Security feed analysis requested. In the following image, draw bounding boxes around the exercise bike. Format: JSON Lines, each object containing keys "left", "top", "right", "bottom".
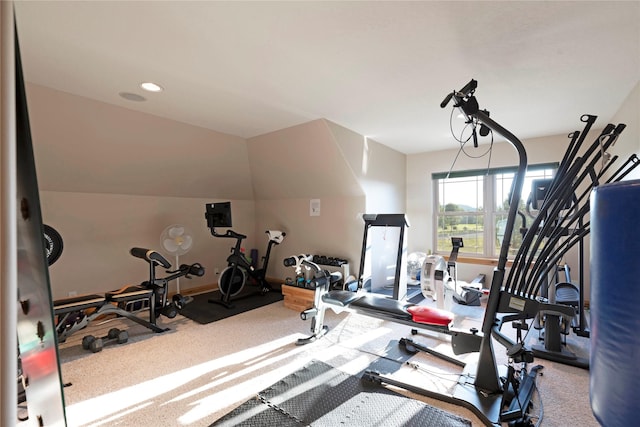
{"left": 207, "top": 229, "right": 285, "bottom": 308}
{"left": 205, "top": 202, "right": 285, "bottom": 309}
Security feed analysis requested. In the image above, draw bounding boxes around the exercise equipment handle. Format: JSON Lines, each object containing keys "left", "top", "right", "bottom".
{"left": 212, "top": 229, "right": 247, "bottom": 240}
{"left": 130, "top": 247, "right": 171, "bottom": 268}
{"left": 283, "top": 254, "right": 318, "bottom": 271}
{"left": 165, "top": 263, "right": 206, "bottom": 281}
{"left": 284, "top": 255, "right": 329, "bottom": 288}
{"left": 440, "top": 79, "right": 478, "bottom": 108}
{"left": 283, "top": 256, "right": 299, "bottom": 267}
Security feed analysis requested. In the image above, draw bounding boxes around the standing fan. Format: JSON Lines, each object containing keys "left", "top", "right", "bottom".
{"left": 160, "top": 224, "right": 194, "bottom": 293}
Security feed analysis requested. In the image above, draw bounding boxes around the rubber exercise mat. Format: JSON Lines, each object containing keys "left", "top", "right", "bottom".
{"left": 178, "top": 287, "right": 283, "bottom": 324}
{"left": 210, "top": 360, "right": 471, "bottom": 426}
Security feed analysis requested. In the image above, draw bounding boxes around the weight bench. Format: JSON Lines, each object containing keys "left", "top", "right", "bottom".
{"left": 54, "top": 286, "right": 166, "bottom": 343}
{"left": 285, "top": 256, "right": 482, "bottom": 357}
{"left": 323, "top": 290, "right": 453, "bottom": 329}
{"left": 54, "top": 247, "right": 205, "bottom": 345}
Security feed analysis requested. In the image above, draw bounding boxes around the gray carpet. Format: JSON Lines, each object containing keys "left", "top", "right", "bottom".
{"left": 39, "top": 296, "right": 598, "bottom": 427}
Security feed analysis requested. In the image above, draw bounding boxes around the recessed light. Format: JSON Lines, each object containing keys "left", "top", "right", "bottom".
{"left": 140, "top": 82, "right": 163, "bottom": 92}
{"left": 119, "top": 92, "right": 146, "bottom": 102}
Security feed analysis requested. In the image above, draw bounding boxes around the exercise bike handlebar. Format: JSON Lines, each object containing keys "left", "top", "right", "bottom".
{"left": 211, "top": 229, "right": 247, "bottom": 240}
{"left": 130, "top": 247, "right": 171, "bottom": 269}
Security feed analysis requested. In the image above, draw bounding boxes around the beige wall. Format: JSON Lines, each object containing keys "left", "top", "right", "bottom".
{"left": 23, "top": 79, "right": 640, "bottom": 300}
{"left": 28, "top": 85, "right": 407, "bottom": 297}
{"left": 247, "top": 119, "right": 406, "bottom": 280}
{"left": 27, "top": 84, "right": 258, "bottom": 298}
{"left": 327, "top": 120, "right": 407, "bottom": 214}
{"left": 27, "top": 84, "right": 253, "bottom": 199}
{"left": 41, "top": 191, "right": 255, "bottom": 298}
{"left": 608, "top": 81, "right": 640, "bottom": 181}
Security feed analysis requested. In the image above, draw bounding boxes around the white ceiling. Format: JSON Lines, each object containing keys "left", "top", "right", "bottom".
{"left": 13, "top": 1, "right": 640, "bottom": 154}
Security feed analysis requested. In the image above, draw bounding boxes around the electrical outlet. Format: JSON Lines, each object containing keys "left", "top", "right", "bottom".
{"left": 68, "top": 291, "right": 77, "bottom": 297}
{"left": 215, "top": 268, "right": 220, "bottom": 275}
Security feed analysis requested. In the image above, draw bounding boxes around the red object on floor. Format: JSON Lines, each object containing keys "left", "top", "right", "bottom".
{"left": 407, "top": 305, "right": 454, "bottom": 326}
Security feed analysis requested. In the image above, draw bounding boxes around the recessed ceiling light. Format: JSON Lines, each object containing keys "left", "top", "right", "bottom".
{"left": 140, "top": 82, "right": 163, "bottom": 92}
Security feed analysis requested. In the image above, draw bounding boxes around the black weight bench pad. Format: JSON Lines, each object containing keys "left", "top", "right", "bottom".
{"left": 322, "top": 290, "right": 362, "bottom": 307}
{"left": 322, "top": 290, "right": 413, "bottom": 320}
{"left": 54, "top": 294, "right": 105, "bottom": 315}
{"left": 351, "top": 294, "right": 414, "bottom": 320}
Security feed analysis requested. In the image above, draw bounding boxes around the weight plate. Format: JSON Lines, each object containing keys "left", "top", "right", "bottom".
{"left": 43, "top": 224, "right": 63, "bottom": 265}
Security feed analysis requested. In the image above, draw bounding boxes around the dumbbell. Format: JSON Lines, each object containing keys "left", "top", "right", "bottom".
{"left": 82, "top": 328, "right": 128, "bottom": 353}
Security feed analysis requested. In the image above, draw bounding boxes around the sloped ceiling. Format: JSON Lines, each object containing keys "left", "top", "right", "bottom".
{"left": 14, "top": 1, "right": 640, "bottom": 155}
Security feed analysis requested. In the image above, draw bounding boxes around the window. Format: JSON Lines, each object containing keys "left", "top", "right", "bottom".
{"left": 433, "top": 164, "right": 557, "bottom": 258}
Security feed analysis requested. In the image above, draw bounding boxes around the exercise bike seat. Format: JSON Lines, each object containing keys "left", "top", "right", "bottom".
{"left": 266, "top": 230, "right": 286, "bottom": 244}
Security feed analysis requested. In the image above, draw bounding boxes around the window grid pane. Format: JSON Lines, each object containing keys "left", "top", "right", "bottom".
{"left": 493, "top": 168, "right": 556, "bottom": 256}
{"left": 434, "top": 167, "right": 556, "bottom": 258}
{"left": 436, "top": 175, "right": 484, "bottom": 255}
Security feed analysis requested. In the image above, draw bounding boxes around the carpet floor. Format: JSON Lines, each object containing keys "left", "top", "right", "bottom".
{"left": 26, "top": 294, "right": 597, "bottom": 427}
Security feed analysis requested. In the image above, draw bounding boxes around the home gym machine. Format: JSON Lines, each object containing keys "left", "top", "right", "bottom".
{"left": 446, "top": 237, "right": 485, "bottom": 306}
{"left": 292, "top": 79, "right": 633, "bottom": 426}
{"left": 420, "top": 79, "right": 637, "bottom": 424}
{"left": 205, "top": 202, "right": 285, "bottom": 309}
{"left": 53, "top": 247, "right": 204, "bottom": 350}
{"left": 515, "top": 137, "right": 638, "bottom": 369}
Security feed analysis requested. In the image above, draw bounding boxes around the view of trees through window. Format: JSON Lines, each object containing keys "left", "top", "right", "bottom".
{"left": 434, "top": 166, "right": 556, "bottom": 258}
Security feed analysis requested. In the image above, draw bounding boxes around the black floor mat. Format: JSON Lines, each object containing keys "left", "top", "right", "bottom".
{"left": 210, "top": 360, "right": 471, "bottom": 427}
{"left": 179, "top": 287, "right": 283, "bottom": 324}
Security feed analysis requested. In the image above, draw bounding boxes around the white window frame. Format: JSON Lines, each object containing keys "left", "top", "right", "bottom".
{"left": 432, "top": 163, "right": 558, "bottom": 258}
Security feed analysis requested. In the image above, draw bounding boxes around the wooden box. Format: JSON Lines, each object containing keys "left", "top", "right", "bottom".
{"left": 281, "top": 285, "right": 314, "bottom": 312}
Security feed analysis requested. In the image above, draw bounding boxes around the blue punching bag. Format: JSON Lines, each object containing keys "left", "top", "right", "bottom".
{"left": 590, "top": 179, "right": 640, "bottom": 427}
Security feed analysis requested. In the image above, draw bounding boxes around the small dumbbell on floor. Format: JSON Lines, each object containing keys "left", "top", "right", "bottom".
{"left": 82, "top": 328, "right": 129, "bottom": 353}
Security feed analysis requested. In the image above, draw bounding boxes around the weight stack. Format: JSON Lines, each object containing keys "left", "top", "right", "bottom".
{"left": 590, "top": 179, "right": 640, "bottom": 427}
